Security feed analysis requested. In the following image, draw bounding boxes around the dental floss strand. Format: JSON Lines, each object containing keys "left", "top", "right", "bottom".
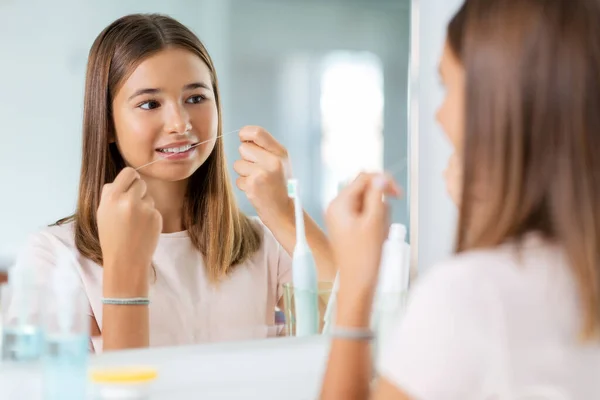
{"left": 135, "top": 128, "right": 241, "bottom": 171}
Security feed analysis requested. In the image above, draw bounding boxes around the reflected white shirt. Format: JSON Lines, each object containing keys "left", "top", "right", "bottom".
{"left": 379, "top": 235, "right": 600, "bottom": 399}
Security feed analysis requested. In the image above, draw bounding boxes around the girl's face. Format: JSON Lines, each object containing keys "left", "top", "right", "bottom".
{"left": 111, "top": 47, "right": 218, "bottom": 182}
{"left": 436, "top": 41, "right": 466, "bottom": 206}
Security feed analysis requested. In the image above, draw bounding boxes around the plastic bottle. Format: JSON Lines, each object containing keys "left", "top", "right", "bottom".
{"left": 0, "top": 262, "right": 44, "bottom": 399}
{"left": 1, "top": 262, "right": 43, "bottom": 362}
{"left": 42, "top": 248, "right": 89, "bottom": 400}
{"left": 373, "top": 223, "right": 410, "bottom": 361}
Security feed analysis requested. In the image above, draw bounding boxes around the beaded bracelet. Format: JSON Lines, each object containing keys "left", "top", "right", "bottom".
{"left": 330, "top": 326, "right": 374, "bottom": 341}
{"left": 101, "top": 297, "right": 150, "bottom": 306}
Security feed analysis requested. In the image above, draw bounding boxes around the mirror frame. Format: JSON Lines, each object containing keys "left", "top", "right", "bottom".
{"left": 408, "top": 0, "right": 420, "bottom": 277}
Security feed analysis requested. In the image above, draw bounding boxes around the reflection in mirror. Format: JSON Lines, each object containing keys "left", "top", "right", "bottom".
{"left": 0, "top": 0, "right": 411, "bottom": 357}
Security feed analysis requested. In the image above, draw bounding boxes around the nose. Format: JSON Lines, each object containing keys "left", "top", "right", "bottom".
{"left": 166, "top": 103, "right": 192, "bottom": 135}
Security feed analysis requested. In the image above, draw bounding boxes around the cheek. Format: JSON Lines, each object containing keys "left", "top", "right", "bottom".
{"left": 444, "top": 152, "right": 463, "bottom": 205}
{"left": 113, "top": 109, "right": 159, "bottom": 161}
{"left": 437, "top": 97, "right": 454, "bottom": 142}
{"left": 189, "top": 103, "right": 219, "bottom": 136}
{"left": 438, "top": 91, "right": 464, "bottom": 153}
{"left": 451, "top": 92, "right": 465, "bottom": 149}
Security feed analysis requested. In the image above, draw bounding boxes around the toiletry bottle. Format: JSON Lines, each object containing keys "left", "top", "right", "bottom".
{"left": 42, "top": 248, "right": 89, "bottom": 400}
{"left": 288, "top": 179, "right": 319, "bottom": 336}
{"left": 373, "top": 223, "right": 410, "bottom": 361}
{"left": 1, "top": 262, "right": 43, "bottom": 362}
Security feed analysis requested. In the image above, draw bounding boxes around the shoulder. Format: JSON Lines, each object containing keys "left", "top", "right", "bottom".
{"left": 421, "top": 248, "right": 510, "bottom": 288}
{"left": 246, "top": 217, "right": 291, "bottom": 276}
{"left": 16, "top": 222, "right": 77, "bottom": 266}
{"left": 409, "top": 246, "right": 523, "bottom": 315}
{"left": 20, "top": 220, "right": 77, "bottom": 255}
{"left": 407, "top": 250, "right": 506, "bottom": 326}
{"left": 377, "top": 249, "right": 513, "bottom": 398}
{"left": 399, "top": 239, "right": 567, "bottom": 349}
{"left": 419, "top": 237, "right": 566, "bottom": 301}
{"left": 247, "top": 216, "right": 282, "bottom": 254}
{"left": 379, "top": 240, "right": 570, "bottom": 398}
{"left": 14, "top": 220, "right": 79, "bottom": 284}
{"left": 401, "top": 244, "right": 543, "bottom": 337}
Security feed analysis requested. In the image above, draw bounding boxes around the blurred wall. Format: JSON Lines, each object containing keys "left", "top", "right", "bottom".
{"left": 0, "top": 0, "right": 410, "bottom": 263}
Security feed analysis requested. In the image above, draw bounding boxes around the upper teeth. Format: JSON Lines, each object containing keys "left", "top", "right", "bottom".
{"left": 159, "top": 144, "right": 192, "bottom": 153}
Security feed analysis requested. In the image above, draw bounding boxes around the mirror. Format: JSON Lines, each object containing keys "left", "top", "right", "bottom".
{"left": 0, "top": 0, "right": 411, "bottom": 352}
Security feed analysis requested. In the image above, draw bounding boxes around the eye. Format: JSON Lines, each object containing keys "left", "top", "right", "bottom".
{"left": 186, "top": 94, "right": 207, "bottom": 104}
{"left": 138, "top": 100, "right": 160, "bottom": 110}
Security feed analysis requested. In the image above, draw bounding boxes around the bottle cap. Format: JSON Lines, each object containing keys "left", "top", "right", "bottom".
{"left": 90, "top": 367, "right": 158, "bottom": 384}
{"left": 388, "top": 223, "right": 407, "bottom": 241}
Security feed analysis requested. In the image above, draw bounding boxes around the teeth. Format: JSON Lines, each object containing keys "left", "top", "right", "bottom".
{"left": 158, "top": 144, "right": 193, "bottom": 153}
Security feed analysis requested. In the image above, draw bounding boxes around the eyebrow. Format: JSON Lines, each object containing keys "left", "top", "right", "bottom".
{"left": 128, "top": 82, "right": 211, "bottom": 101}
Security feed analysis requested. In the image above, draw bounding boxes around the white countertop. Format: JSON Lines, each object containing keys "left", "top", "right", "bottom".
{"left": 0, "top": 335, "right": 331, "bottom": 399}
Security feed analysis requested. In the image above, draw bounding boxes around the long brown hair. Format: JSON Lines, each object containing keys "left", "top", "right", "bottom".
{"left": 448, "top": 0, "right": 600, "bottom": 339}
{"left": 58, "top": 14, "right": 261, "bottom": 281}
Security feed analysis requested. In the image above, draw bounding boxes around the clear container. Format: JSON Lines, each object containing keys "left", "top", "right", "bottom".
{"left": 281, "top": 281, "right": 334, "bottom": 336}
{"left": 0, "top": 276, "right": 44, "bottom": 363}
{"left": 89, "top": 367, "right": 158, "bottom": 400}
{"left": 41, "top": 276, "right": 90, "bottom": 400}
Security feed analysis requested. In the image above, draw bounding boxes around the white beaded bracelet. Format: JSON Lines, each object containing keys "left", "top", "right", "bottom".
{"left": 101, "top": 297, "right": 150, "bottom": 306}
{"left": 330, "top": 326, "right": 374, "bottom": 341}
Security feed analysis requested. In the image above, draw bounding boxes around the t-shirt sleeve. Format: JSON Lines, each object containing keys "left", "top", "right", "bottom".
{"left": 275, "top": 240, "right": 293, "bottom": 301}
{"left": 253, "top": 217, "right": 293, "bottom": 302}
{"left": 378, "top": 263, "right": 493, "bottom": 400}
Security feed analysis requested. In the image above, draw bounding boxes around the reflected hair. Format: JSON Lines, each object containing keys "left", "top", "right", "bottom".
{"left": 448, "top": 0, "right": 600, "bottom": 339}
{"left": 57, "top": 14, "right": 261, "bottom": 281}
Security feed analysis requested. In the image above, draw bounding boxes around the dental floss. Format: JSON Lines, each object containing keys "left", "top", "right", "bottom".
{"left": 135, "top": 128, "right": 241, "bottom": 171}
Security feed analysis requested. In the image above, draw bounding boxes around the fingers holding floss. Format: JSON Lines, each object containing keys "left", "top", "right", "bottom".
{"left": 372, "top": 174, "right": 402, "bottom": 198}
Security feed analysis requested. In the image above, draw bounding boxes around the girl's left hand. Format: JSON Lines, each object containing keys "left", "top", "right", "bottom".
{"left": 233, "top": 126, "right": 294, "bottom": 227}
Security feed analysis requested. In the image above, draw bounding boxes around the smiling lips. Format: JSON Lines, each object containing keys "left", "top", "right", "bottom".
{"left": 155, "top": 142, "right": 199, "bottom": 160}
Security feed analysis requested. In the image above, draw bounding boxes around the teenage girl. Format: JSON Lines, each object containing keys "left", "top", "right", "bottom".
{"left": 16, "top": 14, "right": 334, "bottom": 352}
{"left": 321, "top": 0, "right": 600, "bottom": 398}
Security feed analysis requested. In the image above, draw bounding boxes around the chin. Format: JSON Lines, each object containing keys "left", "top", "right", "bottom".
{"left": 143, "top": 158, "right": 208, "bottom": 182}
{"left": 138, "top": 146, "right": 214, "bottom": 181}
{"left": 152, "top": 168, "right": 198, "bottom": 182}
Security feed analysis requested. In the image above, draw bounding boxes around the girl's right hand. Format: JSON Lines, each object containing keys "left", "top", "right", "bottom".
{"left": 97, "top": 167, "right": 162, "bottom": 297}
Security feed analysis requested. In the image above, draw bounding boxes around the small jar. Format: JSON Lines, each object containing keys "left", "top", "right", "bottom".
{"left": 89, "top": 366, "right": 158, "bottom": 399}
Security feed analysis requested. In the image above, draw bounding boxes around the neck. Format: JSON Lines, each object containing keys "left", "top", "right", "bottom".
{"left": 142, "top": 176, "right": 188, "bottom": 234}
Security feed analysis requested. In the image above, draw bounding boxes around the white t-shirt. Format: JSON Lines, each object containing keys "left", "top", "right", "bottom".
{"left": 379, "top": 234, "right": 600, "bottom": 399}
{"left": 14, "top": 217, "right": 292, "bottom": 353}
